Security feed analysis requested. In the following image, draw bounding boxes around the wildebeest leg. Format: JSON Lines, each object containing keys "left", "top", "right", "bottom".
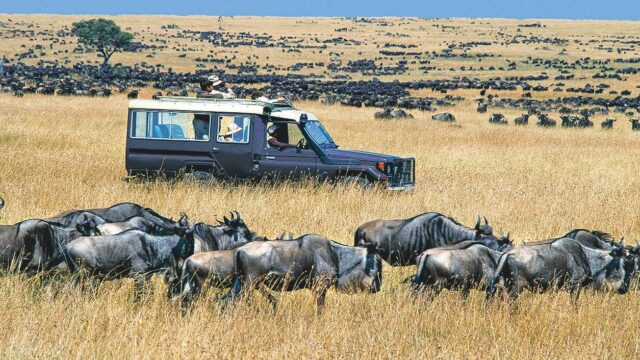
{"left": 569, "top": 283, "right": 582, "bottom": 309}
{"left": 315, "top": 286, "right": 329, "bottom": 315}
{"left": 221, "top": 275, "right": 244, "bottom": 312}
{"left": 257, "top": 286, "right": 278, "bottom": 311}
{"left": 460, "top": 283, "right": 471, "bottom": 302}
{"left": 133, "top": 274, "right": 149, "bottom": 302}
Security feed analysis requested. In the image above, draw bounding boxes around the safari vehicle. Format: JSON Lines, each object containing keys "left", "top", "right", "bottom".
{"left": 126, "top": 97, "right": 415, "bottom": 190}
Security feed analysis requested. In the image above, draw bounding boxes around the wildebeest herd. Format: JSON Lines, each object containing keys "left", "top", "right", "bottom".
{"left": 1, "top": 196, "right": 637, "bottom": 313}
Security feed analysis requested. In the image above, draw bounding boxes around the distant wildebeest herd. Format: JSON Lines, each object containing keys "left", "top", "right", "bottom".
{"left": 426, "top": 109, "right": 640, "bottom": 131}
{"left": 0, "top": 196, "right": 638, "bottom": 313}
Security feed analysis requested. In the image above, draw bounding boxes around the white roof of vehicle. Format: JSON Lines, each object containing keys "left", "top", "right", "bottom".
{"left": 128, "top": 97, "right": 318, "bottom": 122}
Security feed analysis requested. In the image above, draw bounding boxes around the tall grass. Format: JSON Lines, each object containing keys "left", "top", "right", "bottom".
{"left": 1, "top": 93, "right": 640, "bottom": 357}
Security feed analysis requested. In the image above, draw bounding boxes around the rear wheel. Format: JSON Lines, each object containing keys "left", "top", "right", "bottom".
{"left": 184, "top": 171, "right": 216, "bottom": 183}
{"left": 339, "top": 175, "right": 373, "bottom": 189}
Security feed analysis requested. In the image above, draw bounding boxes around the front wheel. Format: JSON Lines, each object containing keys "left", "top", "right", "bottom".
{"left": 339, "top": 175, "right": 372, "bottom": 189}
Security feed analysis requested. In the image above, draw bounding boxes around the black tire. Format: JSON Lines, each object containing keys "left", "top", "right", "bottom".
{"left": 339, "top": 175, "right": 372, "bottom": 189}
{"left": 184, "top": 171, "right": 215, "bottom": 183}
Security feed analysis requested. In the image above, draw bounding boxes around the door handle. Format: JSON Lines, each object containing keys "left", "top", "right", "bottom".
{"left": 211, "top": 147, "right": 220, "bottom": 153}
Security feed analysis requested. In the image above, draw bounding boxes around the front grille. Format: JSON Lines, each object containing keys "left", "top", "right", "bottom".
{"left": 387, "top": 158, "right": 415, "bottom": 187}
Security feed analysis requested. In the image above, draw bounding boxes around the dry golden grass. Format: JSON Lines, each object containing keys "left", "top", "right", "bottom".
{"left": 1, "top": 92, "right": 640, "bottom": 358}
{"left": 2, "top": 14, "right": 640, "bottom": 359}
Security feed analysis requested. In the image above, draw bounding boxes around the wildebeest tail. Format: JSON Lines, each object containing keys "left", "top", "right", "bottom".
{"left": 411, "top": 253, "right": 430, "bottom": 292}
{"left": 167, "top": 259, "right": 191, "bottom": 299}
{"left": 486, "top": 253, "right": 509, "bottom": 302}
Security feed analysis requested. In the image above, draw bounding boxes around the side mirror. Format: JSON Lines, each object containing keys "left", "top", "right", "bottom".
{"left": 299, "top": 113, "right": 308, "bottom": 124}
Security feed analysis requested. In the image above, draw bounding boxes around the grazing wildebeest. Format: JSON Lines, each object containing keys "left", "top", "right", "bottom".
{"left": 489, "top": 113, "right": 508, "bottom": 124}
{"left": 630, "top": 119, "right": 640, "bottom": 131}
{"left": 432, "top": 113, "right": 456, "bottom": 122}
{"left": 536, "top": 114, "right": 556, "bottom": 127}
{"left": 50, "top": 223, "right": 195, "bottom": 298}
{"left": 374, "top": 108, "right": 413, "bottom": 119}
{"left": 94, "top": 213, "right": 188, "bottom": 236}
{"left": 412, "top": 237, "right": 513, "bottom": 299}
{"left": 477, "top": 102, "right": 487, "bottom": 113}
{"left": 514, "top": 114, "right": 529, "bottom": 125}
{"left": 601, "top": 118, "right": 616, "bottom": 129}
{"left": 354, "top": 213, "right": 494, "bottom": 266}
{"left": 224, "top": 234, "right": 382, "bottom": 313}
{"left": 127, "top": 89, "right": 139, "bottom": 99}
{"left": 485, "top": 238, "right": 634, "bottom": 302}
{"left": 192, "top": 211, "right": 254, "bottom": 252}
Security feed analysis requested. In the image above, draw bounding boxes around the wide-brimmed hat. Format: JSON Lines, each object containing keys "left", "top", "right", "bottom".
{"left": 221, "top": 123, "right": 242, "bottom": 137}
{"left": 207, "top": 75, "right": 224, "bottom": 86}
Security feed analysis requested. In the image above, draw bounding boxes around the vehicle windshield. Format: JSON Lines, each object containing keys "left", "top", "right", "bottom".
{"left": 304, "top": 121, "right": 337, "bottom": 149}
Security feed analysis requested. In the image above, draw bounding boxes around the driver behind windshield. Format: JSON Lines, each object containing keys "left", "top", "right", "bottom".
{"left": 267, "top": 124, "right": 294, "bottom": 150}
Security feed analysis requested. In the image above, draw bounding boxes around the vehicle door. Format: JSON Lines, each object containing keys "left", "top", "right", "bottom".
{"left": 126, "top": 109, "right": 217, "bottom": 176}
{"left": 256, "top": 120, "right": 318, "bottom": 179}
{"left": 209, "top": 114, "right": 255, "bottom": 178}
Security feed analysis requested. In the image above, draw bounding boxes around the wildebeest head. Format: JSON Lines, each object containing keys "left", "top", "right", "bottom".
{"left": 173, "top": 217, "right": 195, "bottom": 260}
{"left": 597, "top": 242, "right": 634, "bottom": 294}
{"left": 474, "top": 215, "right": 493, "bottom": 238}
{"left": 218, "top": 211, "right": 253, "bottom": 243}
{"left": 497, "top": 232, "right": 514, "bottom": 252}
{"left": 75, "top": 214, "right": 101, "bottom": 236}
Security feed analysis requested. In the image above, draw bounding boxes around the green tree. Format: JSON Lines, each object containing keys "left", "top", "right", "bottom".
{"left": 72, "top": 18, "right": 133, "bottom": 68}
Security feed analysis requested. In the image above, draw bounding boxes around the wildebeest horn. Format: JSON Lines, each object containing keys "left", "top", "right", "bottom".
{"left": 233, "top": 210, "right": 243, "bottom": 223}
{"left": 483, "top": 216, "right": 489, "bottom": 225}
{"left": 223, "top": 216, "right": 230, "bottom": 225}
{"left": 475, "top": 215, "right": 481, "bottom": 230}
{"left": 0, "top": 196, "right": 4, "bottom": 209}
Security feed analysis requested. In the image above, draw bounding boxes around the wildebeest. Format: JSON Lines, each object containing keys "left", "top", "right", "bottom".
{"left": 485, "top": 238, "right": 634, "bottom": 302}
{"left": 0, "top": 217, "right": 98, "bottom": 275}
{"left": 224, "top": 234, "right": 382, "bottom": 312}
{"left": 514, "top": 114, "right": 529, "bottom": 125}
{"left": 374, "top": 108, "right": 413, "bottom": 119}
{"left": 432, "top": 112, "right": 456, "bottom": 122}
{"left": 52, "top": 202, "right": 173, "bottom": 228}
{"left": 354, "top": 213, "right": 494, "bottom": 266}
{"left": 93, "top": 213, "right": 188, "bottom": 236}
{"left": 536, "top": 114, "right": 556, "bottom": 127}
{"left": 49, "top": 223, "right": 195, "bottom": 298}
{"left": 477, "top": 102, "right": 487, "bottom": 113}
{"left": 412, "top": 237, "right": 513, "bottom": 299}
{"left": 170, "top": 249, "right": 237, "bottom": 304}
{"left": 601, "top": 118, "right": 616, "bottom": 129}
{"left": 192, "top": 211, "right": 254, "bottom": 252}
{"left": 127, "top": 89, "right": 139, "bottom": 99}
{"left": 489, "top": 113, "right": 507, "bottom": 124}
{"left": 630, "top": 119, "right": 640, "bottom": 131}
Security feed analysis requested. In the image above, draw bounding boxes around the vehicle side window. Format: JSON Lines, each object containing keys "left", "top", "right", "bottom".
{"left": 130, "top": 111, "right": 210, "bottom": 141}
{"left": 217, "top": 115, "right": 251, "bottom": 143}
{"left": 266, "top": 121, "right": 303, "bottom": 147}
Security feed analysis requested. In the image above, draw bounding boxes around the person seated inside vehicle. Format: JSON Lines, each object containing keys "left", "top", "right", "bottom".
{"left": 192, "top": 114, "right": 210, "bottom": 140}
{"left": 219, "top": 123, "right": 243, "bottom": 142}
{"left": 267, "top": 124, "right": 294, "bottom": 150}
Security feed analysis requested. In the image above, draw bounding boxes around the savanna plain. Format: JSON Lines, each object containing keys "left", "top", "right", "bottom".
{"left": 1, "top": 15, "right": 640, "bottom": 359}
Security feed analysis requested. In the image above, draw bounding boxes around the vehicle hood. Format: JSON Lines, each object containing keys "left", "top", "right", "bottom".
{"left": 322, "top": 148, "right": 403, "bottom": 164}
